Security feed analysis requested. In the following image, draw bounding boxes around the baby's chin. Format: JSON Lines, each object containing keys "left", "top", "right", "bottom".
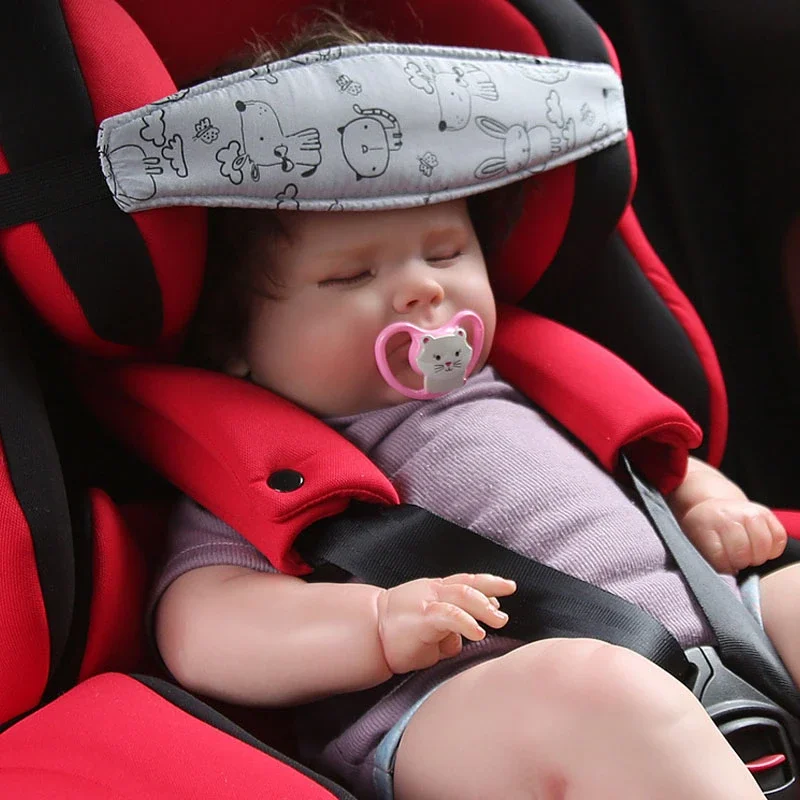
{"left": 330, "top": 371, "right": 424, "bottom": 417}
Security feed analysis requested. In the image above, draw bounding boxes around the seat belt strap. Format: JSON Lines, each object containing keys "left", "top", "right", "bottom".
{"left": 296, "top": 501, "right": 694, "bottom": 683}
{"left": 621, "top": 454, "right": 800, "bottom": 717}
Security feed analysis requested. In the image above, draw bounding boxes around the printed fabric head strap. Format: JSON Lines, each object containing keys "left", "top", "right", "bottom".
{"left": 97, "top": 42, "right": 628, "bottom": 213}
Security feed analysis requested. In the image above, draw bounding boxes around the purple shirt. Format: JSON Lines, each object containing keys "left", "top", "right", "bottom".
{"left": 152, "top": 366, "right": 738, "bottom": 797}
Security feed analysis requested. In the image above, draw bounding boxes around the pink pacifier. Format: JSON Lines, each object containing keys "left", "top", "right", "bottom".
{"left": 374, "top": 310, "right": 485, "bottom": 400}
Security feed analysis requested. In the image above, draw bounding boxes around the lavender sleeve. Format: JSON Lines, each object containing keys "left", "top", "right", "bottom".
{"left": 149, "top": 495, "right": 278, "bottom": 614}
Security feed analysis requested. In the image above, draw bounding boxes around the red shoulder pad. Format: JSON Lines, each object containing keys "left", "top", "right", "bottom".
{"left": 491, "top": 305, "right": 703, "bottom": 493}
{"left": 79, "top": 361, "right": 399, "bottom": 574}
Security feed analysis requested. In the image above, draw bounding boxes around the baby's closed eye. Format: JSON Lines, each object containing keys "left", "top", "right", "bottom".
{"left": 426, "top": 250, "right": 462, "bottom": 264}
{"left": 318, "top": 270, "right": 375, "bottom": 287}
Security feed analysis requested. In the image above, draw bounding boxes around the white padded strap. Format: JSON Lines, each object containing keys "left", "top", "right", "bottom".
{"left": 97, "top": 42, "right": 628, "bottom": 213}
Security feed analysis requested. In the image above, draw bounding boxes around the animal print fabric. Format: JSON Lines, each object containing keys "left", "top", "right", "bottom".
{"left": 97, "top": 43, "right": 627, "bottom": 213}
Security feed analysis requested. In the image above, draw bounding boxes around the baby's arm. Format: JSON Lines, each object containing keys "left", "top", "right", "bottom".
{"left": 667, "top": 457, "right": 787, "bottom": 573}
{"left": 155, "top": 565, "right": 514, "bottom": 706}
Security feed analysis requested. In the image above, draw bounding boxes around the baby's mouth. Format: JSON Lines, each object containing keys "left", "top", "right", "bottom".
{"left": 385, "top": 333, "right": 411, "bottom": 360}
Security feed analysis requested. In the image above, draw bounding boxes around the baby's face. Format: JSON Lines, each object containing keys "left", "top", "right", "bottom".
{"left": 236, "top": 199, "right": 496, "bottom": 417}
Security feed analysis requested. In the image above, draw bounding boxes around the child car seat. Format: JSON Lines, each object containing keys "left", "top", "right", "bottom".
{"left": 0, "top": 0, "right": 798, "bottom": 797}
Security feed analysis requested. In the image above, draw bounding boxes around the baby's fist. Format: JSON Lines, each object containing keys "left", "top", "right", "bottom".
{"left": 680, "top": 499, "right": 787, "bottom": 574}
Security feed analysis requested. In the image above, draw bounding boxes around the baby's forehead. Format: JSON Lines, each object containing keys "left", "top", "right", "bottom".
{"left": 280, "top": 199, "right": 474, "bottom": 250}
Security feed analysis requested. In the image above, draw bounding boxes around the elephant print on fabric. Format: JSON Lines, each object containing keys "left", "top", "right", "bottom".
{"left": 338, "top": 105, "right": 403, "bottom": 180}
{"left": 229, "top": 100, "right": 322, "bottom": 182}
{"left": 473, "top": 116, "right": 560, "bottom": 179}
{"left": 405, "top": 61, "right": 498, "bottom": 131}
{"left": 100, "top": 144, "right": 162, "bottom": 208}
{"left": 101, "top": 107, "right": 189, "bottom": 208}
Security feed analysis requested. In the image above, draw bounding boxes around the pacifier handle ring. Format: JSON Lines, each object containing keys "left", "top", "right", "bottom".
{"left": 374, "top": 321, "right": 431, "bottom": 400}
{"left": 451, "top": 309, "right": 484, "bottom": 378}
{"left": 374, "top": 310, "right": 484, "bottom": 400}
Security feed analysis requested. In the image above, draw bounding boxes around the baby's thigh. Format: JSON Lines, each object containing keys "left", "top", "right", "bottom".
{"left": 760, "top": 562, "right": 800, "bottom": 682}
{"left": 393, "top": 637, "right": 699, "bottom": 800}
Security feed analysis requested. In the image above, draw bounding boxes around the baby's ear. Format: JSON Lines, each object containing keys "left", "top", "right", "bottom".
{"left": 224, "top": 354, "right": 251, "bottom": 379}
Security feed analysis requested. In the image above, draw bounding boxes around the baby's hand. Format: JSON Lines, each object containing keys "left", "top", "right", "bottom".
{"left": 376, "top": 573, "right": 516, "bottom": 674}
{"left": 679, "top": 498, "right": 787, "bottom": 574}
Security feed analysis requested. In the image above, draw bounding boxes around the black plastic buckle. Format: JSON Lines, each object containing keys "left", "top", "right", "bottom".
{"left": 686, "top": 646, "right": 800, "bottom": 797}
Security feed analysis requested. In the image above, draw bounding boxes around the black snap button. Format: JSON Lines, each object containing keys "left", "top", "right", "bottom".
{"left": 267, "top": 469, "right": 305, "bottom": 492}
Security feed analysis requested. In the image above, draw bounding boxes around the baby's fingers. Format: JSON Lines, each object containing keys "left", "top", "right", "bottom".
{"left": 719, "top": 520, "right": 753, "bottom": 573}
{"left": 436, "top": 582, "right": 510, "bottom": 629}
{"left": 765, "top": 511, "right": 788, "bottom": 560}
{"left": 421, "top": 601, "right": 487, "bottom": 643}
{"left": 442, "top": 572, "right": 517, "bottom": 598}
{"left": 742, "top": 509, "right": 775, "bottom": 567}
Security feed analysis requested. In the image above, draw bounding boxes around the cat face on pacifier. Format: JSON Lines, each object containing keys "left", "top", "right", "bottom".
{"left": 374, "top": 310, "right": 485, "bottom": 400}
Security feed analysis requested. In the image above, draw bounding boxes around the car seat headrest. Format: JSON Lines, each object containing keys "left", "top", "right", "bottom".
{"left": 1, "top": 0, "right": 633, "bottom": 358}
{"left": 98, "top": 43, "right": 627, "bottom": 214}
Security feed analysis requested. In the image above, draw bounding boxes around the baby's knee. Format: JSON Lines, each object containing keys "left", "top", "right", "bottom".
{"left": 505, "top": 638, "right": 697, "bottom": 727}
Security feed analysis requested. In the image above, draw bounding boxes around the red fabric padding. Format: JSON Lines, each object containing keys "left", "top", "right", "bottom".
{"left": 774, "top": 510, "right": 800, "bottom": 542}
{"left": 117, "top": 0, "right": 549, "bottom": 87}
{"left": 0, "top": 445, "right": 50, "bottom": 724}
{"left": 77, "top": 360, "right": 399, "bottom": 575}
{"left": 63, "top": 0, "right": 206, "bottom": 354}
{"left": 77, "top": 490, "right": 148, "bottom": 682}
{"left": 1, "top": 0, "right": 206, "bottom": 358}
{"left": 617, "top": 207, "right": 729, "bottom": 467}
{"left": 0, "top": 673, "right": 348, "bottom": 799}
{"left": 490, "top": 304, "right": 703, "bottom": 493}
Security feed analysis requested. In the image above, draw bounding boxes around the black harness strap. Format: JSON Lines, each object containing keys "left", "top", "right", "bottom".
{"left": 0, "top": 0, "right": 164, "bottom": 348}
{"left": 0, "top": 150, "right": 110, "bottom": 230}
{"left": 0, "top": 287, "right": 74, "bottom": 685}
{"left": 297, "top": 461, "right": 800, "bottom": 720}
{"left": 296, "top": 501, "right": 694, "bottom": 683}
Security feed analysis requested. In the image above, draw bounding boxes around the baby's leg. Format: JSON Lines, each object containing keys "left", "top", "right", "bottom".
{"left": 760, "top": 562, "right": 800, "bottom": 683}
{"left": 393, "top": 637, "right": 762, "bottom": 800}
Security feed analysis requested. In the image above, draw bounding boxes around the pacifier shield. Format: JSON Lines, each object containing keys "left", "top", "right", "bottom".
{"left": 374, "top": 310, "right": 484, "bottom": 400}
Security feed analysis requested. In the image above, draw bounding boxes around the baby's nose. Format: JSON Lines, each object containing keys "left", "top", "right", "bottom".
{"left": 393, "top": 267, "right": 445, "bottom": 313}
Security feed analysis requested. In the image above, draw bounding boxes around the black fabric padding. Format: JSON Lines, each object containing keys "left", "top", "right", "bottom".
{"left": 511, "top": 0, "right": 611, "bottom": 63}
{"left": 0, "top": 287, "right": 74, "bottom": 684}
{"left": 132, "top": 675, "right": 357, "bottom": 799}
{"left": 527, "top": 230, "right": 711, "bottom": 458}
{"left": 42, "top": 496, "right": 94, "bottom": 703}
{"left": 508, "top": 0, "right": 636, "bottom": 375}
{"left": 0, "top": 0, "right": 163, "bottom": 347}
{"left": 529, "top": 142, "right": 633, "bottom": 310}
